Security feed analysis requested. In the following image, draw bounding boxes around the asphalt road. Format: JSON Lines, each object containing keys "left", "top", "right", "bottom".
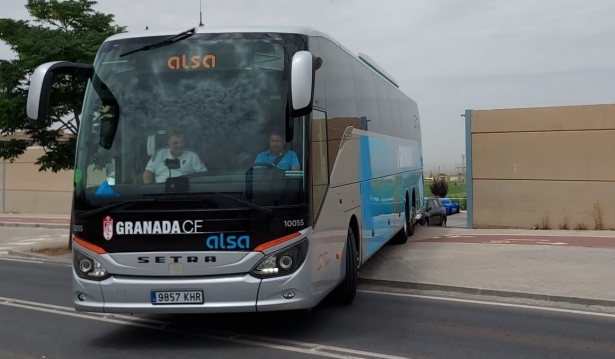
{"left": 1, "top": 258, "right": 614, "bottom": 359}
{"left": 437, "top": 211, "right": 466, "bottom": 228}
{"left": 449, "top": 211, "right": 466, "bottom": 227}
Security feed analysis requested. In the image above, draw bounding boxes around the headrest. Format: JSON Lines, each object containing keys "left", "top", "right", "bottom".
{"left": 146, "top": 130, "right": 168, "bottom": 156}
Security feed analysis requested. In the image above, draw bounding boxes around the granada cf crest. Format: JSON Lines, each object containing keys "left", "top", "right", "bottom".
{"left": 103, "top": 216, "right": 114, "bottom": 241}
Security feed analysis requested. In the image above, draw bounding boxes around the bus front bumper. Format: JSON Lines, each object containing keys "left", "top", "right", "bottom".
{"left": 72, "top": 268, "right": 323, "bottom": 314}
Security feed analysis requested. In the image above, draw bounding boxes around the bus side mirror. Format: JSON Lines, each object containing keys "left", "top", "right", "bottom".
{"left": 286, "top": 51, "right": 321, "bottom": 142}
{"left": 289, "top": 51, "right": 319, "bottom": 118}
{"left": 27, "top": 61, "right": 94, "bottom": 128}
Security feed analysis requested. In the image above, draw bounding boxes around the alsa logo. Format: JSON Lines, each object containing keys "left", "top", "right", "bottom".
{"left": 206, "top": 234, "right": 250, "bottom": 250}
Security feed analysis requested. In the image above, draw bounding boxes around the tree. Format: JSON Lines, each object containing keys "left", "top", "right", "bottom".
{"left": 430, "top": 177, "right": 449, "bottom": 198}
{"left": 0, "top": 0, "right": 126, "bottom": 172}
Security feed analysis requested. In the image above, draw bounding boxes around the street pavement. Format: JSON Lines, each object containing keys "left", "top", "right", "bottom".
{"left": 416, "top": 232, "right": 615, "bottom": 247}
{"left": 0, "top": 214, "right": 69, "bottom": 228}
{"left": 1, "top": 259, "right": 614, "bottom": 359}
{"left": 360, "top": 226, "right": 615, "bottom": 306}
{"left": 443, "top": 210, "right": 467, "bottom": 228}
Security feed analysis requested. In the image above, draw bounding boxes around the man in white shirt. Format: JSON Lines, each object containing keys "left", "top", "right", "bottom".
{"left": 142, "top": 130, "right": 208, "bottom": 184}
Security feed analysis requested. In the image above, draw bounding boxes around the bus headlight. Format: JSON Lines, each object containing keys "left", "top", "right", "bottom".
{"left": 73, "top": 250, "right": 110, "bottom": 281}
{"left": 250, "top": 238, "right": 309, "bottom": 279}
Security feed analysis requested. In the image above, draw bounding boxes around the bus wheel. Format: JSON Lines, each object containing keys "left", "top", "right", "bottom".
{"left": 389, "top": 195, "right": 411, "bottom": 245}
{"left": 331, "top": 226, "right": 358, "bottom": 305}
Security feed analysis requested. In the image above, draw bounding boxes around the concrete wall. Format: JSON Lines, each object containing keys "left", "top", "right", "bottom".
{"left": 0, "top": 147, "right": 73, "bottom": 215}
{"left": 466, "top": 104, "right": 615, "bottom": 230}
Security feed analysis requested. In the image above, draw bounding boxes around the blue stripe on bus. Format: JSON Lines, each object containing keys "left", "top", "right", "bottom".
{"left": 359, "top": 135, "right": 374, "bottom": 239}
{"left": 357, "top": 134, "right": 423, "bottom": 259}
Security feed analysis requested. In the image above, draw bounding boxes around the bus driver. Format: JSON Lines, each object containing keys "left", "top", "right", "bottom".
{"left": 254, "top": 130, "right": 301, "bottom": 171}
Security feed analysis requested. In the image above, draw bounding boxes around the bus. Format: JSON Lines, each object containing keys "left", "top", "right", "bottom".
{"left": 26, "top": 26, "right": 423, "bottom": 314}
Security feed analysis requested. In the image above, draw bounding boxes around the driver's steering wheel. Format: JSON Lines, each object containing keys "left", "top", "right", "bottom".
{"left": 247, "top": 162, "right": 282, "bottom": 170}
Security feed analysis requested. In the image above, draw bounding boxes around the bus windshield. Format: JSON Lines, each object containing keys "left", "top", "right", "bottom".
{"left": 74, "top": 32, "right": 308, "bottom": 211}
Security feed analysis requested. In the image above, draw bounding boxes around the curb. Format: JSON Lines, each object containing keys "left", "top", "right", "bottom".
{"left": 0, "top": 222, "right": 69, "bottom": 229}
{"left": 5, "top": 249, "right": 72, "bottom": 265}
{"left": 358, "top": 278, "right": 615, "bottom": 308}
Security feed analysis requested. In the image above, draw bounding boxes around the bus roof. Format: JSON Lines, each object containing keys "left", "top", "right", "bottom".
{"left": 105, "top": 25, "right": 411, "bottom": 101}
{"left": 104, "top": 25, "right": 334, "bottom": 43}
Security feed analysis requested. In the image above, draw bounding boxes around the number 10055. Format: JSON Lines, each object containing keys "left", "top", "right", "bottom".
{"left": 284, "top": 219, "right": 304, "bottom": 227}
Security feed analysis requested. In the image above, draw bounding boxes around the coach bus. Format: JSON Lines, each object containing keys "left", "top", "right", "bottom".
{"left": 26, "top": 26, "right": 424, "bottom": 314}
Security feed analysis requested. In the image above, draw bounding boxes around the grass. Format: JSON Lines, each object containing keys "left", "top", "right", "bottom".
{"left": 423, "top": 180, "right": 466, "bottom": 198}
{"left": 422, "top": 180, "right": 467, "bottom": 210}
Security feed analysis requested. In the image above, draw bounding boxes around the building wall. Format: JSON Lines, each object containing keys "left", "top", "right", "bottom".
{"left": 467, "top": 104, "right": 615, "bottom": 230}
{"left": 0, "top": 147, "right": 73, "bottom": 215}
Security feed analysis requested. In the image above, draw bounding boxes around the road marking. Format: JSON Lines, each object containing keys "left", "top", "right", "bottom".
{"left": 0, "top": 296, "right": 411, "bottom": 359}
{"left": 0, "top": 257, "right": 44, "bottom": 264}
{"left": 13, "top": 238, "right": 52, "bottom": 244}
{"left": 358, "top": 290, "right": 615, "bottom": 319}
{"left": 444, "top": 233, "right": 612, "bottom": 238}
{"left": 0, "top": 254, "right": 71, "bottom": 266}
{"left": 4, "top": 241, "right": 41, "bottom": 246}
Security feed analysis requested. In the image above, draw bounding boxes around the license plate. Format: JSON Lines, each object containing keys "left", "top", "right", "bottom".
{"left": 151, "top": 291, "right": 204, "bottom": 305}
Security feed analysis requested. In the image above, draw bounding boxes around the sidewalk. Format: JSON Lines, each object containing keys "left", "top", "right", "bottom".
{"left": 0, "top": 213, "right": 70, "bottom": 229}
{"left": 1, "top": 232, "right": 72, "bottom": 264}
{"left": 359, "top": 226, "right": 615, "bottom": 307}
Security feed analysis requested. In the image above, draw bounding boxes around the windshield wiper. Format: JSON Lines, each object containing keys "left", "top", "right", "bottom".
{"left": 78, "top": 198, "right": 156, "bottom": 220}
{"left": 79, "top": 191, "right": 272, "bottom": 220}
{"left": 119, "top": 27, "right": 197, "bottom": 57}
{"left": 145, "top": 191, "right": 273, "bottom": 215}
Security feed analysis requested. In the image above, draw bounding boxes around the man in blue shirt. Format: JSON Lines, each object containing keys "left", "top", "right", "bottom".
{"left": 254, "top": 131, "right": 301, "bottom": 170}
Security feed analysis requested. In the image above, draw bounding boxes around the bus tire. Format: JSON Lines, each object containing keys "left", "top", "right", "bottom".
{"left": 408, "top": 191, "right": 416, "bottom": 237}
{"left": 331, "top": 227, "right": 358, "bottom": 305}
{"left": 389, "top": 193, "right": 411, "bottom": 245}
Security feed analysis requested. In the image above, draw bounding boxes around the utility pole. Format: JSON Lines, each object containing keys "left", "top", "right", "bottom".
{"left": 456, "top": 154, "right": 466, "bottom": 184}
{"left": 199, "top": 0, "right": 205, "bottom": 27}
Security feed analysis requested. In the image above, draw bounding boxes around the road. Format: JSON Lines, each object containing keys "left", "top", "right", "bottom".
{"left": 1, "top": 258, "right": 614, "bottom": 359}
{"left": 443, "top": 211, "right": 466, "bottom": 228}
{"left": 420, "top": 211, "right": 466, "bottom": 228}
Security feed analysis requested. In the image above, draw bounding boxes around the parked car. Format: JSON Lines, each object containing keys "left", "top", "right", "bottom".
{"left": 415, "top": 197, "right": 447, "bottom": 226}
{"left": 440, "top": 198, "right": 460, "bottom": 215}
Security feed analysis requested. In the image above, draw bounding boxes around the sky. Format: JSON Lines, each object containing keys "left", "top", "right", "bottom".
{"left": 2, "top": 0, "right": 615, "bottom": 174}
